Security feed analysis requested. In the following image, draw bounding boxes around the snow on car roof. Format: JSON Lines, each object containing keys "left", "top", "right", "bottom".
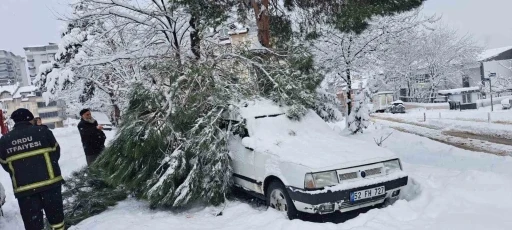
{"left": 391, "top": 100, "right": 404, "bottom": 104}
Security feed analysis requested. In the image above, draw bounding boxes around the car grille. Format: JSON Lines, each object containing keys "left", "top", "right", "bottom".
{"left": 338, "top": 167, "right": 382, "bottom": 181}
{"left": 366, "top": 167, "right": 382, "bottom": 176}
{"left": 339, "top": 172, "right": 358, "bottom": 180}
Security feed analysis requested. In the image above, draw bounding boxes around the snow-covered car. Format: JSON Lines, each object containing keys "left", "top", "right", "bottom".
{"left": 92, "top": 111, "right": 114, "bottom": 131}
{"left": 386, "top": 100, "right": 406, "bottom": 114}
{"left": 224, "top": 99, "right": 408, "bottom": 218}
{"left": 501, "top": 99, "right": 511, "bottom": 110}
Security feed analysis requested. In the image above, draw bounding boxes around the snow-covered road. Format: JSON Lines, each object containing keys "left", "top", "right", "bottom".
{"left": 2, "top": 124, "right": 512, "bottom": 230}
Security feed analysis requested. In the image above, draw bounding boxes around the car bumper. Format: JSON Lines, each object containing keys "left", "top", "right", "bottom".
{"left": 287, "top": 176, "right": 408, "bottom": 214}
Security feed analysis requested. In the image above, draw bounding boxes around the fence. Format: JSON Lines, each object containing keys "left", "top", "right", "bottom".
{"left": 412, "top": 110, "right": 511, "bottom": 124}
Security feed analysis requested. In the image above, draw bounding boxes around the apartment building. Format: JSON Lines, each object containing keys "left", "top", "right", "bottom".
{"left": 23, "top": 43, "right": 59, "bottom": 84}
{"left": 0, "top": 50, "right": 29, "bottom": 86}
{"left": 0, "top": 84, "right": 65, "bottom": 129}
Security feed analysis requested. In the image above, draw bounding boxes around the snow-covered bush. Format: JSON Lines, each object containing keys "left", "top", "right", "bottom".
{"left": 348, "top": 90, "right": 370, "bottom": 134}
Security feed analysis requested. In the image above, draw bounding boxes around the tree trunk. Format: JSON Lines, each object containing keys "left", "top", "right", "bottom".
{"left": 189, "top": 16, "right": 200, "bottom": 60}
{"left": 251, "top": 0, "right": 271, "bottom": 48}
{"left": 112, "top": 104, "right": 120, "bottom": 125}
{"left": 346, "top": 68, "right": 353, "bottom": 115}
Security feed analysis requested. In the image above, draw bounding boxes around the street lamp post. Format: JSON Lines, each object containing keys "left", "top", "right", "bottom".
{"left": 488, "top": 73, "right": 496, "bottom": 112}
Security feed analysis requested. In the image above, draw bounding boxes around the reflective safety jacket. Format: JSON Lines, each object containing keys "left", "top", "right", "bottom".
{"left": 0, "top": 122, "right": 62, "bottom": 198}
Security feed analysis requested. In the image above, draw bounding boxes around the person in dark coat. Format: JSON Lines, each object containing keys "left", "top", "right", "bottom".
{"left": 77, "top": 109, "right": 106, "bottom": 166}
{"left": 0, "top": 108, "right": 65, "bottom": 230}
{"left": 33, "top": 117, "right": 49, "bottom": 128}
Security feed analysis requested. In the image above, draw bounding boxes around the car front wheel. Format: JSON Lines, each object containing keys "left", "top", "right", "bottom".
{"left": 266, "top": 181, "right": 299, "bottom": 219}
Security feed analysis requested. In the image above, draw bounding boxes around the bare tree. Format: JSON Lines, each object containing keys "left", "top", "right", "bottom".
{"left": 312, "top": 10, "right": 430, "bottom": 114}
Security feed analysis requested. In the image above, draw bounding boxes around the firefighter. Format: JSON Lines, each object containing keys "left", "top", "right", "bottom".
{"left": 0, "top": 108, "right": 64, "bottom": 230}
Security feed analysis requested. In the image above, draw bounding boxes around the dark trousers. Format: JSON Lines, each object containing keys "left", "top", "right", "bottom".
{"left": 17, "top": 186, "right": 64, "bottom": 230}
{"left": 86, "top": 154, "right": 100, "bottom": 166}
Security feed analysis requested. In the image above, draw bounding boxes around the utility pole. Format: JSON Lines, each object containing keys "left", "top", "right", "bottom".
{"left": 488, "top": 73, "right": 496, "bottom": 112}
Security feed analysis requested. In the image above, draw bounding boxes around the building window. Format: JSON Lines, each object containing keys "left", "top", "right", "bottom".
{"left": 462, "top": 93, "right": 472, "bottom": 104}
{"left": 37, "top": 101, "right": 57, "bottom": 108}
{"left": 416, "top": 74, "right": 429, "bottom": 84}
{"left": 35, "top": 91, "right": 42, "bottom": 96}
{"left": 219, "top": 28, "right": 229, "bottom": 40}
{"left": 39, "top": 111, "right": 59, "bottom": 118}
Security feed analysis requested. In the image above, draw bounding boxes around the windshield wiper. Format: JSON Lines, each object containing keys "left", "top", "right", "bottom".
{"left": 254, "top": 113, "right": 285, "bottom": 119}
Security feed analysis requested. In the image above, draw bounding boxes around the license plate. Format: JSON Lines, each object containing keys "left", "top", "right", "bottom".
{"left": 350, "top": 186, "right": 385, "bottom": 202}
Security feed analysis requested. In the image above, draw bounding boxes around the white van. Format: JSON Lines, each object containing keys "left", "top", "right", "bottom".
{"left": 501, "top": 98, "right": 511, "bottom": 110}
{"left": 92, "top": 111, "right": 113, "bottom": 131}
{"left": 224, "top": 99, "right": 408, "bottom": 218}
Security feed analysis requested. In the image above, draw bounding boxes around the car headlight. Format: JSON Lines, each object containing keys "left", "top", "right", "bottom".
{"left": 305, "top": 171, "right": 339, "bottom": 189}
{"left": 383, "top": 159, "right": 402, "bottom": 174}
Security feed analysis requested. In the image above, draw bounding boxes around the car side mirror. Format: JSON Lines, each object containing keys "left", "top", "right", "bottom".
{"left": 242, "top": 137, "right": 255, "bottom": 151}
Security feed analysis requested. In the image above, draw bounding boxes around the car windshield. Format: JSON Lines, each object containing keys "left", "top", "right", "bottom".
{"left": 249, "top": 111, "right": 332, "bottom": 139}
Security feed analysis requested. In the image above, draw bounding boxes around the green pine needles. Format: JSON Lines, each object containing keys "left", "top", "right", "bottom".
{"left": 93, "top": 45, "right": 334, "bottom": 209}
{"left": 63, "top": 167, "right": 128, "bottom": 226}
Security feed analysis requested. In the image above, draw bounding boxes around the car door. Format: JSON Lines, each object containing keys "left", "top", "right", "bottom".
{"left": 224, "top": 120, "right": 256, "bottom": 191}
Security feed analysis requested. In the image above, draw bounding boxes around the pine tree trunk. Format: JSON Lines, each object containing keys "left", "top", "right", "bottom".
{"left": 346, "top": 68, "right": 353, "bottom": 115}
{"left": 189, "top": 16, "right": 200, "bottom": 60}
{"left": 251, "top": 0, "right": 271, "bottom": 48}
{"left": 112, "top": 103, "right": 120, "bottom": 126}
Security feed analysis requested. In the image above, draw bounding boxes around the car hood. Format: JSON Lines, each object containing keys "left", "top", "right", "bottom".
{"left": 252, "top": 134, "right": 397, "bottom": 171}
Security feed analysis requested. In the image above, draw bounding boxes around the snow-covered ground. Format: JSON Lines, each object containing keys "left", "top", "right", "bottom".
{"left": 2, "top": 124, "right": 512, "bottom": 230}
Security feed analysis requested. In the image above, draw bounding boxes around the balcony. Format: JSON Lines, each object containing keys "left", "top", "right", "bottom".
{"left": 28, "top": 66, "right": 36, "bottom": 70}
{"left": 27, "top": 59, "right": 34, "bottom": 62}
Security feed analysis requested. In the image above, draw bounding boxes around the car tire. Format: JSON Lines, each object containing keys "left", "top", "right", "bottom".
{"left": 266, "top": 181, "right": 299, "bottom": 219}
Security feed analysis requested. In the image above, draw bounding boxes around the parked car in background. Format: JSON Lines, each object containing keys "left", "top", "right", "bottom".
{"left": 224, "top": 99, "right": 408, "bottom": 219}
{"left": 387, "top": 100, "right": 406, "bottom": 114}
{"left": 93, "top": 111, "right": 114, "bottom": 131}
{"left": 501, "top": 99, "right": 511, "bottom": 110}
{"left": 372, "top": 91, "right": 394, "bottom": 113}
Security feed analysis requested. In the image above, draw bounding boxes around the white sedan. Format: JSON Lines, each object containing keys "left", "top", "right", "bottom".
{"left": 224, "top": 99, "right": 408, "bottom": 219}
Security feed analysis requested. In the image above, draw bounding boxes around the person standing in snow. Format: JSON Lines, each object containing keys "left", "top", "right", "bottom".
{"left": 78, "top": 109, "right": 106, "bottom": 166}
{"left": 33, "top": 117, "right": 49, "bottom": 129}
{"left": 0, "top": 108, "right": 65, "bottom": 230}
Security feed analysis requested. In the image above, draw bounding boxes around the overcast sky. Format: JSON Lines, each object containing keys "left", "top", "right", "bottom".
{"left": 422, "top": 0, "right": 512, "bottom": 49}
{"left": 1, "top": 0, "right": 511, "bottom": 57}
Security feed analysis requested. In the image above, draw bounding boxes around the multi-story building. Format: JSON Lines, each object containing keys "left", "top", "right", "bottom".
{"left": 0, "top": 50, "right": 29, "bottom": 86}
{"left": 23, "top": 43, "right": 59, "bottom": 84}
{"left": 0, "top": 84, "right": 65, "bottom": 129}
